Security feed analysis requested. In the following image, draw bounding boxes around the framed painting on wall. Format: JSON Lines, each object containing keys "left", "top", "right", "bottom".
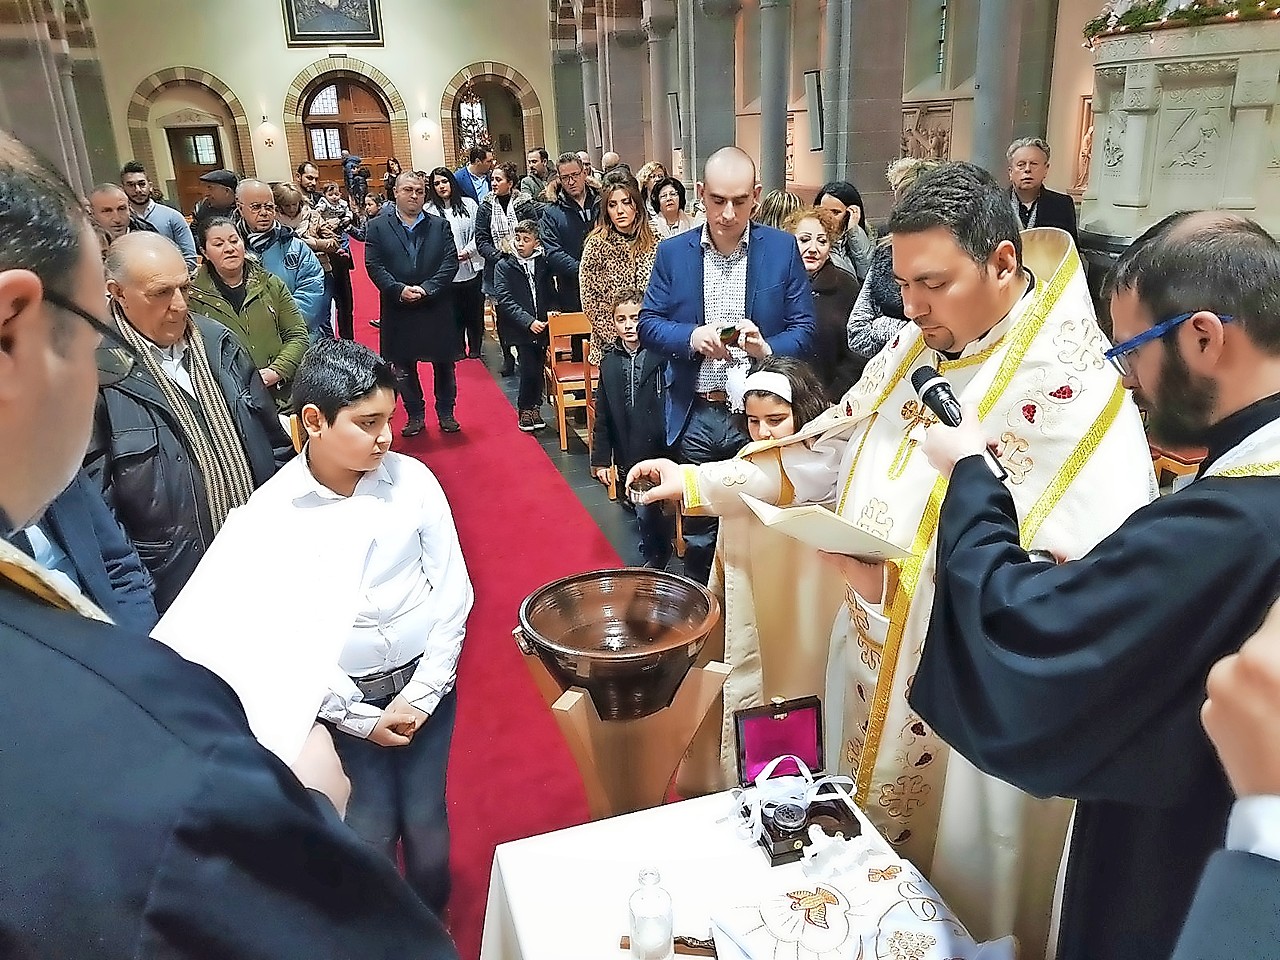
{"left": 282, "top": 0, "right": 382, "bottom": 46}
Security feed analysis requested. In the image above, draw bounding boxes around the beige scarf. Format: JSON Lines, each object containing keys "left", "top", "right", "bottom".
{"left": 112, "top": 303, "right": 256, "bottom": 532}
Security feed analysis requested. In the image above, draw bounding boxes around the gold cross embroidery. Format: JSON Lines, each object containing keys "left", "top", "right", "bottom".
{"left": 1054, "top": 317, "right": 1105, "bottom": 372}
{"left": 857, "top": 498, "right": 893, "bottom": 538}
{"left": 997, "top": 431, "right": 1035, "bottom": 484}
{"left": 887, "top": 402, "right": 936, "bottom": 479}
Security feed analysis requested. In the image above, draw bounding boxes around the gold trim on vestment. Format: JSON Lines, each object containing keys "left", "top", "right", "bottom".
{"left": 682, "top": 464, "right": 704, "bottom": 510}
{"left": 852, "top": 247, "right": 1078, "bottom": 806}
{"left": 774, "top": 449, "right": 797, "bottom": 506}
{"left": 835, "top": 414, "right": 880, "bottom": 515}
{"left": 1213, "top": 461, "right": 1280, "bottom": 478}
{"left": 1019, "top": 380, "right": 1127, "bottom": 549}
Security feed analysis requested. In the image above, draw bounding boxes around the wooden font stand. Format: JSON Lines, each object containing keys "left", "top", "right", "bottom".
{"left": 518, "top": 642, "right": 730, "bottom": 820}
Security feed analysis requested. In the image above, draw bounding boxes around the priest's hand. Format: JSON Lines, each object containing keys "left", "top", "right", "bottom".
{"left": 1202, "top": 600, "right": 1280, "bottom": 796}
{"left": 291, "top": 724, "right": 351, "bottom": 818}
{"left": 821, "top": 551, "right": 886, "bottom": 604}
{"left": 922, "top": 403, "right": 994, "bottom": 479}
{"left": 368, "top": 704, "right": 420, "bottom": 747}
{"left": 626, "top": 459, "right": 683, "bottom": 505}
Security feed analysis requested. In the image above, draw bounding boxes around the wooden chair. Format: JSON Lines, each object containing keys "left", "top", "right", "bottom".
{"left": 287, "top": 414, "right": 305, "bottom": 454}
{"left": 545, "top": 312, "right": 596, "bottom": 451}
{"left": 1150, "top": 443, "right": 1205, "bottom": 486}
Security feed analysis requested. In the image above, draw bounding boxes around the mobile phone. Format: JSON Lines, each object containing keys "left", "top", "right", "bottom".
{"left": 719, "top": 324, "right": 740, "bottom": 345}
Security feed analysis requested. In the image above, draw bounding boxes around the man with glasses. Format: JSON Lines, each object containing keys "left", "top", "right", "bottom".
{"left": 0, "top": 131, "right": 459, "bottom": 958}
{"left": 364, "top": 171, "right": 461, "bottom": 437}
{"left": 235, "top": 178, "right": 325, "bottom": 337}
{"left": 120, "top": 160, "right": 198, "bottom": 271}
{"left": 916, "top": 210, "right": 1280, "bottom": 960}
{"left": 540, "top": 151, "right": 600, "bottom": 312}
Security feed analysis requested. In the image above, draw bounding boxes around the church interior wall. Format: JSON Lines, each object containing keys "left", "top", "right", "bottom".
{"left": 84, "top": 0, "right": 558, "bottom": 186}
{"left": 1045, "top": 0, "right": 1098, "bottom": 195}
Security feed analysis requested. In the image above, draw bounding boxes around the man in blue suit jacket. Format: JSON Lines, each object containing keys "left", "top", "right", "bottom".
{"left": 638, "top": 146, "right": 815, "bottom": 581}
{"left": 454, "top": 146, "right": 494, "bottom": 203}
{"left": 9, "top": 469, "right": 157, "bottom": 634}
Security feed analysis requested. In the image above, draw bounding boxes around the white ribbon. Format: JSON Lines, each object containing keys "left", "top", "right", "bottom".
{"left": 731, "top": 754, "right": 857, "bottom": 844}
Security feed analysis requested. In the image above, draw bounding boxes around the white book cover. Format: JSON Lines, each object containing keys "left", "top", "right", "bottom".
{"left": 739, "top": 494, "right": 912, "bottom": 561}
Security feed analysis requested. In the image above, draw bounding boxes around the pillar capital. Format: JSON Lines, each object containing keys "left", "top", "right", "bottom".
{"left": 643, "top": 14, "right": 675, "bottom": 38}
{"left": 609, "top": 26, "right": 647, "bottom": 48}
{"left": 577, "top": 40, "right": 599, "bottom": 62}
{"left": 698, "top": 0, "right": 740, "bottom": 19}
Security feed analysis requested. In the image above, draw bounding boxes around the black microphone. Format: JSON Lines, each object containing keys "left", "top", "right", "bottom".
{"left": 910, "top": 365, "right": 1008, "bottom": 481}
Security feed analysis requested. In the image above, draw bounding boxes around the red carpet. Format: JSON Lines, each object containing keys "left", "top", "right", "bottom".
{"left": 349, "top": 244, "right": 614, "bottom": 959}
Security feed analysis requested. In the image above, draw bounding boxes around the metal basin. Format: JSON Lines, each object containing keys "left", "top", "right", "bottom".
{"left": 515, "top": 568, "right": 720, "bottom": 721}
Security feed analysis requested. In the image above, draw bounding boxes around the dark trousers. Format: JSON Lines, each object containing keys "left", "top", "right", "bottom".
{"left": 675, "top": 399, "right": 750, "bottom": 583}
{"left": 332, "top": 689, "right": 457, "bottom": 916}
{"left": 515, "top": 342, "right": 546, "bottom": 410}
{"left": 636, "top": 501, "right": 674, "bottom": 568}
{"left": 332, "top": 261, "right": 355, "bottom": 340}
{"left": 395, "top": 358, "right": 457, "bottom": 420}
{"left": 452, "top": 277, "right": 484, "bottom": 357}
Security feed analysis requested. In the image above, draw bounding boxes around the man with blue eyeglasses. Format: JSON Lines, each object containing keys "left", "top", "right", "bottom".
{"left": 917, "top": 210, "right": 1280, "bottom": 960}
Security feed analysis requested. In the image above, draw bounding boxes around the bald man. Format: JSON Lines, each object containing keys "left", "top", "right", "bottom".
{"left": 88, "top": 183, "right": 157, "bottom": 243}
{"left": 84, "top": 232, "right": 292, "bottom": 610}
{"left": 635, "top": 146, "right": 815, "bottom": 582}
{"left": 600, "top": 150, "right": 621, "bottom": 173}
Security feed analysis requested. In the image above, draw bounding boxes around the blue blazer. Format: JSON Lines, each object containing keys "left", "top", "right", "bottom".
{"left": 638, "top": 223, "right": 817, "bottom": 445}
{"left": 32, "top": 470, "right": 158, "bottom": 634}
{"left": 453, "top": 166, "right": 489, "bottom": 203}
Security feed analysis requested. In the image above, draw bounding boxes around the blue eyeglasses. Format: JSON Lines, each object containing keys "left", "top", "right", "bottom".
{"left": 1104, "top": 311, "right": 1234, "bottom": 377}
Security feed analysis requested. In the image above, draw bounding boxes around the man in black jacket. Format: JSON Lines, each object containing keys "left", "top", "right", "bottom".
{"left": 539, "top": 151, "right": 600, "bottom": 312}
{"left": 590, "top": 289, "right": 672, "bottom": 568}
{"left": 1007, "top": 137, "right": 1078, "bottom": 246}
{"left": 85, "top": 232, "right": 292, "bottom": 611}
{"left": 364, "top": 170, "right": 460, "bottom": 437}
{"left": 0, "top": 128, "right": 458, "bottom": 959}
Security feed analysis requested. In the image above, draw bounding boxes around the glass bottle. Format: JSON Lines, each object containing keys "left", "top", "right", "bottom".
{"left": 628, "top": 867, "right": 674, "bottom": 960}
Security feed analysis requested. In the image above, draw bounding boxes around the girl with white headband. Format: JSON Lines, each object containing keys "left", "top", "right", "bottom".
{"left": 739, "top": 356, "right": 829, "bottom": 443}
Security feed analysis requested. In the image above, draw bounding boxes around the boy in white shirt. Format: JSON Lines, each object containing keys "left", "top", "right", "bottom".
{"left": 283, "top": 338, "right": 473, "bottom": 916}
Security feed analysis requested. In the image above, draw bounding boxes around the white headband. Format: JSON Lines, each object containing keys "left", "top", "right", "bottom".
{"left": 741, "top": 370, "right": 793, "bottom": 404}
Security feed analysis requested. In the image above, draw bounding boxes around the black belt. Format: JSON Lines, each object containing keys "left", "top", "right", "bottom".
{"left": 353, "top": 655, "right": 422, "bottom": 702}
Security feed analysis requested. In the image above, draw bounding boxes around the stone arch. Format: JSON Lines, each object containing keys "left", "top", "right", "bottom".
{"left": 440, "top": 62, "right": 546, "bottom": 169}
{"left": 127, "top": 68, "right": 255, "bottom": 180}
{"left": 283, "top": 58, "right": 410, "bottom": 175}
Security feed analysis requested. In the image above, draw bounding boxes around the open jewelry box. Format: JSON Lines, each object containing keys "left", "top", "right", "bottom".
{"left": 733, "top": 695, "right": 861, "bottom": 866}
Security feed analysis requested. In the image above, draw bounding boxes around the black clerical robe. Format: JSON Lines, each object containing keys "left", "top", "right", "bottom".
{"left": 910, "top": 395, "right": 1280, "bottom": 960}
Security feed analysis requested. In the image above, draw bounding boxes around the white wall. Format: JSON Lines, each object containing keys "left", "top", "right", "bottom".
{"left": 86, "top": 0, "right": 557, "bottom": 183}
{"left": 1046, "top": 0, "right": 1097, "bottom": 193}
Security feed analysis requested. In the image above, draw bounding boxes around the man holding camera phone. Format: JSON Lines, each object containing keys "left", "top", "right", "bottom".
{"left": 636, "top": 146, "right": 815, "bottom": 583}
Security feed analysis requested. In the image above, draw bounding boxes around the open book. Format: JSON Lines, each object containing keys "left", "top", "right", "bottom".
{"left": 740, "top": 494, "right": 912, "bottom": 560}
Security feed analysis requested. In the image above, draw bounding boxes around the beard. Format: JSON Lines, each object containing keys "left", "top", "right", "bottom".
{"left": 1142, "top": 340, "right": 1218, "bottom": 448}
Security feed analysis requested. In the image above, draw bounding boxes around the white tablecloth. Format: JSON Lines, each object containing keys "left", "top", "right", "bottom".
{"left": 479, "top": 791, "right": 893, "bottom": 960}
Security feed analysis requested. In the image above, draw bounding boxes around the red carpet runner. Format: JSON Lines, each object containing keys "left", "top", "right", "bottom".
{"left": 350, "top": 245, "right": 612, "bottom": 959}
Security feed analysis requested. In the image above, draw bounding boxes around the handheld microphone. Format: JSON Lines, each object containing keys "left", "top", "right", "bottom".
{"left": 910, "top": 365, "right": 1008, "bottom": 481}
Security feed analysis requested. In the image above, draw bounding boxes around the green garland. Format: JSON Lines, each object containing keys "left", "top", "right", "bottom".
{"left": 1085, "top": 0, "right": 1280, "bottom": 43}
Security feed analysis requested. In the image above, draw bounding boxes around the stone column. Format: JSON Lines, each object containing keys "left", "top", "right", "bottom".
{"left": 1115, "top": 62, "right": 1158, "bottom": 210}
{"left": 644, "top": 10, "right": 676, "bottom": 170}
{"left": 579, "top": 39, "right": 604, "bottom": 166}
{"left": 603, "top": 24, "right": 650, "bottom": 164}
{"left": 553, "top": 49, "right": 588, "bottom": 156}
{"left": 57, "top": 55, "right": 94, "bottom": 193}
{"left": 675, "top": 0, "right": 695, "bottom": 180}
{"left": 1222, "top": 54, "right": 1278, "bottom": 210}
{"left": 821, "top": 0, "right": 848, "bottom": 182}
{"left": 759, "top": 0, "right": 791, "bottom": 190}
{"left": 971, "top": 0, "right": 1025, "bottom": 174}
{"left": 687, "top": 0, "right": 740, "bottom": 180}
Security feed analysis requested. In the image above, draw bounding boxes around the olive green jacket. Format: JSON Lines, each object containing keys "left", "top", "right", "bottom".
{"left": 190, "top": 263, "right": 310, "bottom": 411}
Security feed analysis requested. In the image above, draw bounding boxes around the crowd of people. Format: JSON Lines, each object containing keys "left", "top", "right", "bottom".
{"left": 3, "top": 112, "right": 1279, "bottom": 960}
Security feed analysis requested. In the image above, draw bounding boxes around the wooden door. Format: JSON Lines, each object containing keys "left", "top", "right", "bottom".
{"left": 167, "top": 126, "right": 224, "bottom": 216}
{"left": 349, "top": 122, "right": 392, "bottom": 186}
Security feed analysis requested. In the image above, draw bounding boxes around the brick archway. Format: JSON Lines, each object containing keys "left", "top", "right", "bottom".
{"left": 440, "top": 62, "right": 545, "bottom": 169}
{"left": 127, "top": 67, "right": 255, "bottom": 180}
{"left": 283, "top": 58, "right": 411, "bottom": 175}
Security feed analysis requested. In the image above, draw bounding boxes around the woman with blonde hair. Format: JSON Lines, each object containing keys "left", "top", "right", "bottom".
{"left": 846, "top": 157, "right": 941, "bottom": 360}
{"left": 636, "top": 160, "right": 668, "bottom": 206}
{"left": 755, "top": 189, "right": 803, "bottom": 229}
{"left": 579, "top": 176, "right": 658, "bottom": 364}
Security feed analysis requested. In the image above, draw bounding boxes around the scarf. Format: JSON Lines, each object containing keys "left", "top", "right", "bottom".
{"left": 1011, "top": 187, "right": 1039, "bottom": 229}
{"left": 487, "top": 191, "right": 523, "bottom": 255}
{"left": 111, "top": 302, "right": 256, "bottom": 533}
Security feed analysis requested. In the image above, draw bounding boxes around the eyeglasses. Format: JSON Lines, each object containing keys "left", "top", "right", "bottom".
{"left": 1104, "top": 311, "right": 1234, "bottom": 377}
{"left": 43, "top": 290, "right": 133, "bottom": 350}
{"left": 245, "top": 202, "right": 276, "bottom": 213}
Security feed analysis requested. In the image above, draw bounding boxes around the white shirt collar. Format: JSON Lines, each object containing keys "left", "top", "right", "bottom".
{"left": 292, "top": 446, "right": 394, "bottom": 505}
{"left": 948, "top": 269, "right": 1037, "bottom": 363}
{"left": 700, "top": 222, "right": 750, "bottom": 256}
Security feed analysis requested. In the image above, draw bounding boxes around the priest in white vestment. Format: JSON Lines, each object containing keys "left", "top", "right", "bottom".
{"left": 631, "top": 163, "right": 1157, "bottom": 957}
